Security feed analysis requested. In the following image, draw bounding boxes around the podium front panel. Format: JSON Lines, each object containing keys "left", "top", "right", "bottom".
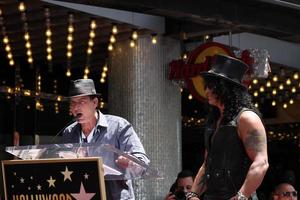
{"left": 2, "top": 157, "right": 106, "bottom": 200}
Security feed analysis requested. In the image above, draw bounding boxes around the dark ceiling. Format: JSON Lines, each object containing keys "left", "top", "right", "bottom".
{"left": 0, "top": 0, "right": 299, "bottom": 106}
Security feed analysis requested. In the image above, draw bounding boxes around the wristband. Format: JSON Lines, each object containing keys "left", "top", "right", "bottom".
{"left": 186, "top": 191, "right": 200, "bottom": 200}
{"left": 237, "top": 192, "right": 248, "bottom": 200}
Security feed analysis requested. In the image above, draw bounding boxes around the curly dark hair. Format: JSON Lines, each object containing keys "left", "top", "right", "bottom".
{"left": 204, "top": 76, "right": 258, "bottom": 124}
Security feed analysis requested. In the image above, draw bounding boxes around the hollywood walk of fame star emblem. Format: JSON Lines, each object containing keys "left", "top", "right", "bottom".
{"left": 61, "top": 166, "right": 73, "bottom": 181}
{"left": 71, "top": 182, "right": 95, "bottom": 200}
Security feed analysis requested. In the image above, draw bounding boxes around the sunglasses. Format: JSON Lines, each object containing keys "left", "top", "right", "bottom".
{"left": 276, "top": 191, "right": 298, "bottom": 197}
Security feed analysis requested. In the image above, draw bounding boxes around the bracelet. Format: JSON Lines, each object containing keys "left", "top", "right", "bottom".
{"left": 237, "top": 192, "right": 248, "bottom": 200}
{"left": 186, "top": 191, "right": 200, "bottom": 200}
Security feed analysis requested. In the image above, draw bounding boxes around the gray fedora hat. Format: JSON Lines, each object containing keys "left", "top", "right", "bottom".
{"left": 201, "top": 54, "right": 249, "bottom": 88}
{"left": 68, "top": 79, "right": 100, "bottom": 97}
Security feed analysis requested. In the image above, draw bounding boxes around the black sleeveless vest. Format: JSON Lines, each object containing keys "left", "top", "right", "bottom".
{"left": 204, "top": 109, "right": 252, "bottom": 200}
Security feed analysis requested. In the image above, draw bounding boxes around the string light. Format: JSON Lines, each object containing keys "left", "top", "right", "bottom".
{"left": 293, "top": 71, "right": 299, "bottom": 80}
{"left": 0, "top": 8, "right": 15, "bottom": 66}
{"left": 272, "top": 100, "right": 276, "bottom": 106}
{"left": 272, "top": 74, "right": 278, "bottom": 82}
{"left": 188, "top": 94, "right": 193, "bottom": 100}
{"left": 84, "top": 19, "right": 97, "bottom": 78}
{"left": 44, "top": 7, "right": 53, "bottom": 69}
{"left": 286, "top": 78, "right": 291, "bottom": 85}
{"left": 151, "top": 34, "right": 157, "bottom": 44}
{"left": 108, "top": 43, "right": 114, "bottom": 51}
{"left": 252, "top": 79, "right": 258, "bottom": 85}
{"left": 66, "top": 13, "right": 74, "bottom": 77}
{"left": 112, "top": 24, "right": 118, "bottom": 34}
{"left": 110, "top": 34, "right": 116, "bottom": 43}
{"left": 100, "top": 64, "right": 108, "bottom": 83}
{"left": 18, "top": 1, "right": 26, "bottom": 12}
{"left": 132, "top": 30, "right": 138, "bottom": 40}
{"left": 130, "top": 38, "right": 135, "bottom": 48}
{"left": 19, "top": 1, "right": 33, "bottom": 66}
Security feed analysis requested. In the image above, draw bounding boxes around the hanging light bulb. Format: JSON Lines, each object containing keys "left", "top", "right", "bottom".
{"left": 5, "top": 45, "right": 11, "bottom": 52}
{"left": 84, "top": 67, "right": 90, "bottom": 74}
{"left": 254, "top": 102, "right": 259, "bottom": 108}
{"left": 283, "top": 103, "right": 288, "bottom": 109}
{"left": 272, "top": 74, "right": 278, "bottom": 82}
{"left": 151, "top": 34, "right": 157, "bottom": 44}
{"left": 266, "top": 80, "right": 271, "bottom": 87}
{"left": 83, "top": 74, "right": 88, "bottom": 79}
{"left": 67, "top": 34, "right": 73, "bottom": 42}
{"left": 66, "top": 69, "right": 71, "bottom": 77}
{"left": 100, "top": 77, "right": 105, "bottom": 83}
{"left": 88, "top": 39, "right": 94, "bottom": 47}
{"left": 272, "top": 89, "right": 277, "bottom": 95}
{"left": 279, "top": 83, "right": 284, "bottom": 90}
{"left": 28, "top": 57, "right": 33, "bottom": 63}
{"left": 24, "top": 32, "right": 30, "bottom": 40}
{"left": 108, "top": 43, "right": 114, "bottom": 51}
{"left": 188, "top": 94, "right": 193, "bottom": 100}
{"left": 67, "top": 51, "right": 72, "bottom": 58}
{"left": 253, "top": 91, "right": 258, "bottom": 97}
{"left": 90, "top": 19, "right": 97, "bottom": 29}
{"left": 271, "top": 100, "right": 276, "bottom": 106}
{"left": 9, "top": 60, "right": 14, "bottom": 66}
{"left": 89, "top": 30, "right": 95, "bottom": 38}
{"left": 18, "top": 1, "right": 26, "bottom": 12}
{"left": 130, "top": 39, "right": 135, "bottom": 48}
{"left": 110, "top": 34, "right": 116, "bottom": 43}
{"left": 293, "top": 71, "right": 299, "bottom": 80}
{"left": 68, "top": 25, "right": 74, "bottom": 33}
{"left": 252, "top": 79, "right": 258, "bottom": 85}
{"left": 47, "top": 54, "right": 52, "bottom": 60}
{"left": 103, "top": 65, "right": 108, "bottom": 72}
{"left": 289, "top": 98, "right": 294, "bottom": 104}
{"left": 291, "top": 86, "right": 296, "bottom": 93}
{"left": 46, "top": 38, "right": 51, "bottom": 45}
{"left": 67, "top": 44, "right": 72, "bottom": 50}
{"left": 87, "top": 48, "right": 92, "bottom": 55}
{"left": 286, "top": 78, "right": 291, "bottom": 85}
{"left": 112, "top": 24, "right": 118, "bottom": 34}
{"left": 259, "top": 86, "right": 265, "bottom": 92}
{"left": 132, "top": 30, "right": 138, "bottom": 40}
{"left": 47, "top": 47, "right": 52, "bottom": 53}
{"left": 7, "top": 53, "right": 13, "bottom": 59}
{"left": 46, "top": 29, "right": 52, "bottom": 37}
{"left": 3, "top": 36, "right": 9, "bottom": 44}
{"left": 25, "top": 41, "right": 31, "bottom": 48}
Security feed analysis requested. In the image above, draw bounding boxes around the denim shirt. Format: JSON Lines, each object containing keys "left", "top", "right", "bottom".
{"left": 62, "top": 110, "right": 150, "bottom": 200}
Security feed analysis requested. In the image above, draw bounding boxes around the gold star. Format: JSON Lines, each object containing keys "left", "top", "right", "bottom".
{"left": 61, "top": 166, "right": 73, "bottom": 181}
{"left": 47, "top": 176, "right": 56, "bottom": 188}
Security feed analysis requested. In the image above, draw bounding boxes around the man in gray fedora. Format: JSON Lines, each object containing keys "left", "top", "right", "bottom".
{"left": 62, "top": 79, "right": 149, "bottom": 200}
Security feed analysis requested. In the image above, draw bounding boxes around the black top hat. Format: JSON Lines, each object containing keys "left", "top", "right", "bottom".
{"left": 201, "top": 54, "right": 249, "bottom": 88}
{"left": 68, "top": 79, "right": 100, "bottom": 97}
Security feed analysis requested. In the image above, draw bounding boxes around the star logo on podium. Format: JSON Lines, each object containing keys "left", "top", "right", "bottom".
{"left": 71, "top": 182, "right": 95, "bottom": 200}
{"left": 61, "top": 166, "right": 73, "bottom": 181}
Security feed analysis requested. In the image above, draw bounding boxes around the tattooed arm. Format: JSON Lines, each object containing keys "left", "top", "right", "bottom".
{"left": 189, "top": 151, "right": 207, "bottom": 200}
{"left": 236, "top": 111, "right": 269, "bottom": 198}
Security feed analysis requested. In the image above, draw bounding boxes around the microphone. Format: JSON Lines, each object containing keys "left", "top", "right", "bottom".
{"left": 50, "top": 114, "right": 81, "bottom": 143}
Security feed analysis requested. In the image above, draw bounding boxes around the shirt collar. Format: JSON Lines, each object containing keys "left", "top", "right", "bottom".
{"left": 97, "top": 110, "right": 108, "bottom": 128}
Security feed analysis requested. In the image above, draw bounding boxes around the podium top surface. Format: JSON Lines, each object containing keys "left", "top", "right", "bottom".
{"left": 5, "top": 143, "right": 161, "bottom": 180}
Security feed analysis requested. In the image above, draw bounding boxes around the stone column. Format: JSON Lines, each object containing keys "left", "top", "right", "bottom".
{"left": 109, "top": 36, "right": 181, "bottom": 199}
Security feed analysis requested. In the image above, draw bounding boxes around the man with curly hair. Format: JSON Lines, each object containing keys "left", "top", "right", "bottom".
{"left": 186, "top": 54, "right": 269, "bottom": 200}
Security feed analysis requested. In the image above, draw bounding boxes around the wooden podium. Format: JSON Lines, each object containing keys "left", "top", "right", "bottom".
{"left": 2, "top": 158, "right": 106, "bottom": 200}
